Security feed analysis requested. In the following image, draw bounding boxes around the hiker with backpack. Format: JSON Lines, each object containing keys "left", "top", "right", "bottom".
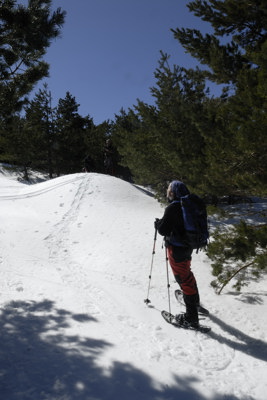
{"left": 155, "top": 180, "right": 208, "bottom": 329}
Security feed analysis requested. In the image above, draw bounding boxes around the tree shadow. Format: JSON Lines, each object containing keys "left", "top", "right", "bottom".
{"left": 208, "top": 313, "right": 267, "bottom": 362}
{"left": 228, "top": 290, "right": 267, "bottom": 305}
{"left": 235, "top": 294, "right": 264, "bottom": 305}
{"left": 0, "top": 299, "right": 241, "bottom": 400}
{"left": 133, "top": 184, "right": 155, "bottom": 198}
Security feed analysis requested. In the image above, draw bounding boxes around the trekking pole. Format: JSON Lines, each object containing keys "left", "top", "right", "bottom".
{"left": 144, "top": 226, "right": 157, "bottom": 305}
{"left": 165, "top": 246, "right": 171, "bottom": 314}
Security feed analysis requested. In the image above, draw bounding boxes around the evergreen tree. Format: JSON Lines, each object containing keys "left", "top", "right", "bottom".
{"left": 24, "top": 84, "right": 55, "bottom": 177}
{"left": 85, "top": 120, "right": 110, "bottom": 173}
{"left": 172, "top": 0, "right": 267, "bottom": 84}
{"left": 207, "top": 220, "right": 267, "bottom": 293}
{"left": 171, "top": 0, "right": 267, "bottom": 292}
{"left": 151, "top": 55, "right": 209, "bottom": 192}
{"left": 112, "top": 53, "right": 209, "bottom": 196}
{"left": 55, "top": 92, "right": 89, "bottom": 174}
{"left": 0, "top": 0, "right": 65, "bottom": 119}
{"left": 172, "top": 0, "right": 267, "bottom": 196}
{"left": 0, "top": 115, "right": 36, "bottom": 180}
{"left": 112, "top": 105, "right": 163, "bottom": 186}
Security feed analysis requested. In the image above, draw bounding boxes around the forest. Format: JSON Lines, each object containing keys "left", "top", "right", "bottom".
{"left": 0, "top": 0, "right": 266, "bottom": 292}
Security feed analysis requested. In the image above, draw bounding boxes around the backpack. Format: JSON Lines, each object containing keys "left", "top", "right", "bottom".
{"left": 170, "top": 194, "right": 209, "bottom": 252}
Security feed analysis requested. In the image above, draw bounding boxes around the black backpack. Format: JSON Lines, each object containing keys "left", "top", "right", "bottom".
{"left": 170, "top": 194, "right": 209, "bottom": 251}
{"left": 180, "top": 193, "right": 209, "bottom": 251}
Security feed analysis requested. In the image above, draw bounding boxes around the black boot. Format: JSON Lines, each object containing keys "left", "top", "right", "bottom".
{"left": 183, "top": 293, "right": 199, "bottom": 325}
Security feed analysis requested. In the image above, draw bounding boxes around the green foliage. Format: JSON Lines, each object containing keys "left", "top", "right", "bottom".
{"left": 170, "top": 0, "right": 267, "bottom": 198}
{"left": 174, "top": 1, "right": 267, "bottom": 293}
{"left": 207, "top": 220, "right": 267, "bottom": 293}
{"left": 23, "top": 84, "right": 56, "bottom": 176}
{"left": 0, "top": 0, "right": 65, "bottom": 118}
{"left": 105, "top": 0, "right": 267, "bottom": 295}
{"left": 54, "top": 92, "right": 89, "bottom": 174}
{"left": 207, "top": 204, "right": 227, "bottom": 219}
{"left": 84, "top": 120, "right": 109, "bottom": 174}
{"left": 173, "top": 0, "right": 267, "bottom": 84}
{"left": 111, "top": 54, "right": 209, "bottom": 196}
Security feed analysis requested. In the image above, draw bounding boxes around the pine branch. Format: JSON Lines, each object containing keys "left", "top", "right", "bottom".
{"left": 218, "top": 260, "right": 254, "bottom": 294}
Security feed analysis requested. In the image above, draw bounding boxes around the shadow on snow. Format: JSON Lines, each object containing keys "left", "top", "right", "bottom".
{"left": 208, "top": 312, "right": 267, "bottom": 363}
{"left": 0, "top": 299, "right": 241, "bottom": 400}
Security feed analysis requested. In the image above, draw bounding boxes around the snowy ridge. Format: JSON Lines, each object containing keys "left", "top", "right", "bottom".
{"left": 0, "top": 170, "right": 267, "bottom": 400}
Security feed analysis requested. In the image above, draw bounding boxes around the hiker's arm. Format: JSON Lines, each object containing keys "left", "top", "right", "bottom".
{"left": 156, "top": 206, "right": 174, "bottom": 236}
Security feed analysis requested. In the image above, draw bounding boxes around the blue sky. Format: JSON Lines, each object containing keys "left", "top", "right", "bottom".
{"left": 32, "top": 0, "right": 212, "bottom": 124}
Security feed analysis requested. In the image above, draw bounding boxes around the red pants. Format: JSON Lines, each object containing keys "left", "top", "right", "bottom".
{"left": 167, "top": 246, "right": 199, "bottom": 323}
{"left": 167, "top": 247, "right": 198, "bottom": 296}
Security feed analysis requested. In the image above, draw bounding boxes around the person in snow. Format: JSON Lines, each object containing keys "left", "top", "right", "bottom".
{"left": 103, "top": 139, "right": 114, "bottom": 175}
{"left": 155, "top": 180, "right": 200, "bottom": 329}
{"left": 83, "top": 154, "right": 95, "bottom": 173}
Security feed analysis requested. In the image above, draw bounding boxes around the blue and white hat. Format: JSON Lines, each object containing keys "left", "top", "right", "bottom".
{"left": 170, "top": 180, "right": 190, "bottom": 199}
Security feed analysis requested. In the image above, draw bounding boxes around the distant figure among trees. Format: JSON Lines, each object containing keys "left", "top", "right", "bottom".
{"left": 83, "top": 155, "right": 95, "bottom": 173}
{"left": 103, "top": 139, "right": 114, "bottom": 175}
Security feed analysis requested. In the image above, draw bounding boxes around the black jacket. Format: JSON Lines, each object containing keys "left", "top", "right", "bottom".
{"left": 157, "top": 201, "right": 184, "bottom": 237}
{"left": 156, "top": 201, "right": 192, "bottom": 262}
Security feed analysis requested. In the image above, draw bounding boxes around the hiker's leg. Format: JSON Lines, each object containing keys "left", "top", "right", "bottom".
{"left": 167, "top": 247, "right": 199, "bottom": 323}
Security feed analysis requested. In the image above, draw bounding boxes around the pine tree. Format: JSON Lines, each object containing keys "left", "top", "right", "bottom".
{"left": 112, "top": 53, "right": 210, "bottom": 196}
{"left": 0, "top": 0, "right": 65, "bottom": 119}
{"left": 171, "top": 1, "right": 267, "bottom": 292}
{"left": 0, "top": 115, "right": 36, "bottom": 180}
{"left": 207, "top": 220, "right": 267, "bottom": 293}
{"left": 85, "top": 120, "right": 110, "bottom": 174}
{"left": 151, "top": 54, "right": 209, "bottom": 191}
{"left": 172, "top": 0, "right": 267, "bottom": 84}
{"left": 24, "top": 84, "right": 56, "bottom": 177}
{"left": 55, "top": 92, "right": 89, "bottom": 174}
{"left": 172, "top": 0, "right": 267, "bottom": 196}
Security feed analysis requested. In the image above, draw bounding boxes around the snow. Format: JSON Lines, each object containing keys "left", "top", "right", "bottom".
{"left": 0, "top": 167, "right": 266, "bottom": 400}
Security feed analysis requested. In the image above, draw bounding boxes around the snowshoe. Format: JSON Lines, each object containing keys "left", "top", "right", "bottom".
{"left": 161, "top": 310, "right": 211, "bottom": 333}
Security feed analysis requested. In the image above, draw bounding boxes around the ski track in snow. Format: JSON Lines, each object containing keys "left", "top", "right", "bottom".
{"left": 0, "top": 174, "right": 85, "bottom": 201}
{"left": 41, "top": 175, "right": 237, "bottom": 380}
{"left": 42, "top": 175, "right": 167, "bottom": 365}
{"left": 0, "top": 171, "right": 267, "bottom": 400}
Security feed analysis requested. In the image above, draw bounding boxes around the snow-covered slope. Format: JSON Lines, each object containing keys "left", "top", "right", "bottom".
{"left": 0, "top": 171, "right": 266, "bottom": 400}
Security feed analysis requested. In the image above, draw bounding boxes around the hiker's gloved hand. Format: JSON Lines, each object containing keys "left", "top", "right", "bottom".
{"left": 154, "top": 218, "right": 159, "bottom": 229}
